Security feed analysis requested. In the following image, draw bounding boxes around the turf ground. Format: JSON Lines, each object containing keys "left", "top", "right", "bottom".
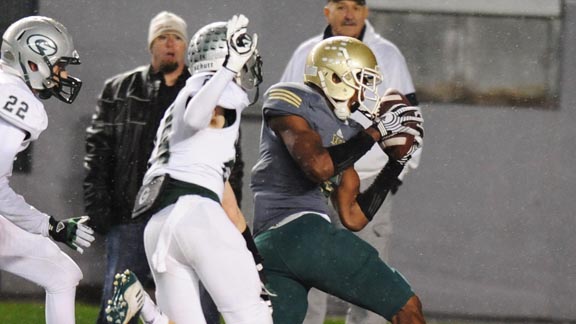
{"left": 0, "top": 301, "right": 563, "bottom": 324}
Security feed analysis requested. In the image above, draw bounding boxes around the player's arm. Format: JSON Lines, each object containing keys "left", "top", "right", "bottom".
{"left": 0, "top": 119, "right": 51, "bottom": 235}
{"left": 222, "top": 179, "right": 272, "bottom": 309}
{"left": 268, "top": 114, "right": 381, "bottom": 183}
{"left": 222, "top": 180, "right": 246, "bottom": 232}
{"left": 331, "top": 167, "right": 368, "bottom": 231}
{"left": 0, "top": 120, "right": 95, "bottom": 252}
{"left": 333, "top": 159, "right": 406, "bottom": 231}
{"left": 183, "top": 68, "right": 237, "bottom": 130}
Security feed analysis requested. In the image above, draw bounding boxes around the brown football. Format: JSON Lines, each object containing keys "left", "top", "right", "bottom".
{"left": 377, "top": 88, "right": 416, "bottom": 160}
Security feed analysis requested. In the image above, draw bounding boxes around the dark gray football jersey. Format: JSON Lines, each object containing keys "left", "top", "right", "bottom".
{"left": 251, "top": 82, "right": 364, "bottom": 235}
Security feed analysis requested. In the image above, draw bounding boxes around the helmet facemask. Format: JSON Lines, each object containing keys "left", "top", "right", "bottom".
{"left": 37, "top": 55, "right": 82, "bottom": 103}
{"left": 341, "top": 66, "right": 382, "bottom": 120}
{"left": 237, "top": 52, "right": 263, "bottom": 105}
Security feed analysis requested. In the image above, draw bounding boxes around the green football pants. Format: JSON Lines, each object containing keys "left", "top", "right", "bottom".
{"left": 255, "top": 214, "right": 414, "bottom": 324}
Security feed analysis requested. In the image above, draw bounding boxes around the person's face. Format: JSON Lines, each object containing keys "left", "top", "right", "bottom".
{"left": 324, "top": 1, "right": 369, "bottom": 38}
{"left": 150, "top": 32, "right": 186, "bottom": 74}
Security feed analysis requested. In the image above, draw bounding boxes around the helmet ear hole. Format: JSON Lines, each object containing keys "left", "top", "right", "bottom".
{"left": 332, "top": 73, "right": 342, "bottom": 84}
{"left": 28, "top": 61, "right": 38, "bottom": 72}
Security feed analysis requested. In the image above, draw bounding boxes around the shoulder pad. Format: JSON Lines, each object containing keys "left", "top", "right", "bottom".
{"left": 0, "top": 85, "right": 46, "bottom": 141}
{"left": 262, "top": 82, "right": 324, "bottom": 119}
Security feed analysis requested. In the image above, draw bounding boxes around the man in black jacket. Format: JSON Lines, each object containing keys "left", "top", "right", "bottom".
{"left": 84, "top": 11, "right": 244, "bottom": 324}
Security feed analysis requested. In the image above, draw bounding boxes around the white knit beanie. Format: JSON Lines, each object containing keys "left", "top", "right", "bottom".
{"left": 148, "top": 11, "right": 188, "bottom": 49}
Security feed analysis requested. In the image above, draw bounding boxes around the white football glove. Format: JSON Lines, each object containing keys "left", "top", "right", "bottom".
{"left": 373, "top": 104, "right": 423, "bottom": 141}
{"left": 48, "top": 215, "right": 95, "bottom": 254}
{"left": 223, "top": 14, "right": 258, "bottom": 73}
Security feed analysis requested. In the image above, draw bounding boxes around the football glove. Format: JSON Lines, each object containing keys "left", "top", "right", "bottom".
{"left": 105, "top": 270, "right": 145, "bottom": 324}
{"left": 223, "top": 14, "right": 258, "bottom": 73}
{"left": 372, "top": 104, "right": 423, "bottom": 141}
{"left": 48, "top": 216, "right": 95, "bottom": 254}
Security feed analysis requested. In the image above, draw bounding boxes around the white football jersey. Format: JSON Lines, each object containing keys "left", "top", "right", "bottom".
{"left": 0, "top": 65, "right": 51, "bottom": 236}
{"left": 144, "top": 71, "right": 249, "bottom": 200}
{"left": 0, "top": 66, "right": 47, "bottom": 145}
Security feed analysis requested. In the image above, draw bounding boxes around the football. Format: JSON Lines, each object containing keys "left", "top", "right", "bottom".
{"left": 377, "top": 88, "right": 417, "bottom": 160}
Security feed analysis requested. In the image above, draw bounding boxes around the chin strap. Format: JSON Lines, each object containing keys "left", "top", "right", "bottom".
{"left": 17, "top": 52, "right": 33, "bottom": 90}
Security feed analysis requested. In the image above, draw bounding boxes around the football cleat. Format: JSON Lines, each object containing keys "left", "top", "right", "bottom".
{"left": 105, "top": 270, "right": 145, "bottom": 324}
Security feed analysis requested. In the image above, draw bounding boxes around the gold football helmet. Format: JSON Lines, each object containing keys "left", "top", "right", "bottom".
{"left": 304, "top": 36, "right": 382, "bottom": 120}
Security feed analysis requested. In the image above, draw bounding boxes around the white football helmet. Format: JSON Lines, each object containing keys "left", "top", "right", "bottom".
{"left": 187, "top": 21, "right": 262, "bottom": 103}
{"left": 304, "top": 36, "right": 382, "bottom": 120}
{"left": 1, "top": 16, "right": 82, "bottom": 103}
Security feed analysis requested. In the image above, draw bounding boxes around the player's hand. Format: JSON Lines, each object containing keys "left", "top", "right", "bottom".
{"left": 372, "top": 104, "right": 423, "bottom": 141}
{"left": 223, "top": 14, "right": 258, "bottom": 73}
{"left": 48, "top": 216, "right": 95, "bottom": 254}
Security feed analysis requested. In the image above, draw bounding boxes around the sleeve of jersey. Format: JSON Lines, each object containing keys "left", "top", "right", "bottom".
{"left": 0, "top": 120, "right": 50, "bottom": 236}
{"left": 0, "top": 86, "right": 47, "bottom": 141}
{"left": 262, "top": 85, "right": 307, "bottom": 120}
{"left": 217, "top": 81, "right": 249, "bottom": 113}
{"left": 183, "top": 68, "right": 237, "bottom": 130}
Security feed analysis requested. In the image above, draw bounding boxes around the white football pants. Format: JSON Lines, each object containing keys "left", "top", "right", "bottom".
{"left": 144, "top": 195, "right": 272, "bottom": 324}
{"left": 0, "top": 215, "right": 82, "bottom": 324}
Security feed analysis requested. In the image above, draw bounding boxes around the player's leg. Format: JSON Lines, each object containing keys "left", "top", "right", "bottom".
{"left": 259, "top": 214, "right": 424, "bottom": 323}
{"left": 0, "top": 216, "right": 82, "bottom": 324}
{"left": 143, "top": 202, "right": 206, "bottom": 324}
{"left": 313, "top": 217, "right": 424, "bottom": 323}
{"left": 346, "top": 192, "right": 393, "bottom": 324}
{"left": 302, "top": 197, "right": 339, "bottom": 324}
{"left": 105, "top": 270, "right": 172, "bottom": 324}
{"left": 255, "top": 230, "right": 310, "bottom": 324}
{"left": 171, "top": 196, "right": 272, "bottom": 324}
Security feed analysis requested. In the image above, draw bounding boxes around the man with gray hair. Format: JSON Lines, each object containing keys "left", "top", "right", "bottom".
{"left": 84, "top": 11, "right": 228, "bottom": 324}
{"left": 280, "top": 1, "right": 421, "bottom": 324}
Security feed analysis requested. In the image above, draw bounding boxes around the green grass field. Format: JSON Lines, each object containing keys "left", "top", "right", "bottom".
{"left": 0, "top": 302, "right": 99, "bottom": 324}
{"left": 0, "top": 302, "right": 350, "bottom": 324}
{"left": 0, "top": 301, "right": 545, "bottom": 324}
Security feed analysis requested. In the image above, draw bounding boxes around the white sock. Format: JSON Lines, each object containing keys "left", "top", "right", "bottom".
{"left": 141, "top": 293, "right": 170, "bottom": 324}
{"left": 45, "top": 287, "right": 76, "bottom": 324}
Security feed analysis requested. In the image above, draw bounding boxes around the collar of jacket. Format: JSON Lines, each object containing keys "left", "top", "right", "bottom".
{"left": 323, "top": 23, "right": 367, "bottom": 41}
{"left": 147, "top": 65, "right": 191, "bottom": 87}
